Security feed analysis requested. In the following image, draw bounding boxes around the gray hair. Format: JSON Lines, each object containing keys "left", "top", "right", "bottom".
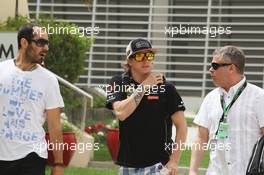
{"left": 213, "top": 45, "right": 245, "bottom": 74}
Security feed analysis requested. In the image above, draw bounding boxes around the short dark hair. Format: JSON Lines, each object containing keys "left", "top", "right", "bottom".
{"left": 17, "top": 23, "right": 40, "bottom": 49}
{"left": 213, "top": 45, "right": 245, "bottom": 74}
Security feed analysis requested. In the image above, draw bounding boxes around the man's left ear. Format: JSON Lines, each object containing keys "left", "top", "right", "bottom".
{"left": 230, "top": 64, "right": 237, "bottom": 73}
{"left": 21, "top": 38, "right": 29, "bottom": 48}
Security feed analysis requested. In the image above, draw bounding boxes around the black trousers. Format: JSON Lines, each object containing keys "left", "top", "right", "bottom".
{"left": 0, "top": 152, "right": 46, "bottom": 175}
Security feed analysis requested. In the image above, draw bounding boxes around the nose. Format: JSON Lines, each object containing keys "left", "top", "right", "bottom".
{"left": 43, "top": 44, "right": 49, "bottom": 51}
{"left": 209, "top": 67, "right": 215, "bottom": 74}
{"left": 143, "top": 58, "right": 152, "bottom": 64}
{"left": 209, "top": 66, "right": 214, "bottom": 74}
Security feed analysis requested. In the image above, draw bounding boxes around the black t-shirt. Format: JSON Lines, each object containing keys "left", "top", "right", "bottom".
{"left": 105, "top": 72, "right": 185, "bottom": 168}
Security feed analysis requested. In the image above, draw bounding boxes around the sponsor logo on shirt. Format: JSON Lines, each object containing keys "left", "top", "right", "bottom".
{"left": 147, "top": 96, "right": 159, "bottom": 100}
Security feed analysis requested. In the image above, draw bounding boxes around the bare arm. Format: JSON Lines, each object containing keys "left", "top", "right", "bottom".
{"left": 46, "top": 108, "right": 64, "bottom": 175}
{"left": 113, "top": 73, "right": 163, "bottom": 121}
{"left": 166, "top": 111, "right": 187, "bottom": 175}
{"left": 112, "top": 94, "right": 142, "bottom": 121}
{"left": 189, "top": 126, "right": 209, "bottom": 175}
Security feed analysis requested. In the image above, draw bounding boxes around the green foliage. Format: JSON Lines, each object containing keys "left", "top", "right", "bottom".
{"left": 43, "top": 119, "right": 75, "bottom": 132}
{"left": 36, "top": 18, "right": 92, "bottom": 83}
{"left": 93, "top": 144, "right": 210, "bottom": 168}
{"left": 45, "top": 166, "right": 118, "bottom": 175}
{"left": 0, "top": 16, "right": 29, "bottom": 31}
{"left": 93, "top": 95, "right": 106, "bottom": 108}
{"left": 36, "top": 16, "right": 93, "bottom": 111}
{"left": 185, "top": 117, "right": 195, "bottom": 127}
{"left": 94, "top": 144, "right": 112, "bottom": 161}
{"left": 0, "top": 15, "right": 93, "bottom": 111}
{"left": 43, "top": 113, "right": 82, "bottom": 140}
{"left": 107, "top": 119, "right": 118, "bottom": 128}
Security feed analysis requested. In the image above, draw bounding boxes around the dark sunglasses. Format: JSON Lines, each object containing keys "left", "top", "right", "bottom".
{"left": 31, "top": 39, "right": 49, "bottom": 47}
{"left": 131, "top": 52, "right": 154, "bottom": 62}
{"left": 211, "top": 62, "right": 232, "bottom": 70}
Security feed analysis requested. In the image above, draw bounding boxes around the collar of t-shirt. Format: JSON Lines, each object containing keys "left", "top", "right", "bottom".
{"left": 218, "top": 76, "right": 246, "bottom": 104}
{"left": 123, "top": 71, "right": 140, "bottom": 85}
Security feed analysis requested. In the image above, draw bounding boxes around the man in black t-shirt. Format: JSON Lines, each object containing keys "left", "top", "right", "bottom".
{"left": 106, "top": 38, "right": 187, "bottom": 175}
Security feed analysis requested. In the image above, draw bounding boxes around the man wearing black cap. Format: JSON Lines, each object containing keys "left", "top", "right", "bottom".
{"left": 106, "top": 38, "right": 187, "bottom": 175}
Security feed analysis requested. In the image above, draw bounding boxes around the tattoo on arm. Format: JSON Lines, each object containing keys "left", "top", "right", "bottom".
{"left": 131, "top": 85, "right": 145, "bottom": 106}
{"left": 133, "top": 92, "right": 144, "bottom": 106}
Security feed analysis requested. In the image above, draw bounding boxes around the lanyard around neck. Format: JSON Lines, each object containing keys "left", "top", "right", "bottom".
{"left": 220, "top": 81, "right": 247, "bottom": 121}
{"left": 214, "top": 81, "right": 247, "bottom": 138}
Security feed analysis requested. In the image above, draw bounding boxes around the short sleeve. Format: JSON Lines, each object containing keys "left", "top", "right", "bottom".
{"left": 166, "top": 83, "right": 185, "bottom": 117}
{"left": 45, "top": 77, "right": 64, "bottom": 109}
{"left": 255, "top": 92, "right": 264, "bottom": 128}
{"left": 105, "top": 75, "right": 127, "bottom": 110}
{"left": 193, "top": 96, "right": 210, "bottom": 129}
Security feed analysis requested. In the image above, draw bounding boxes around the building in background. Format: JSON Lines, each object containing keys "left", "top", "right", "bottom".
{"left": 0, "top": 0, "right": 29, "bottom": 22}
{"left": 25, "top": 0, "right": 264, "bottom": 110}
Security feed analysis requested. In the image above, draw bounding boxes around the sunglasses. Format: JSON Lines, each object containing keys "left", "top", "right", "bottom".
{"left": 131, "top": 52, "right": 154, "bottom": 62}
{"left": 31, "top": 39, "right": 49, "bottom": 47}
{"left": 211, "top": 62, "right": 232, "bottom": 70}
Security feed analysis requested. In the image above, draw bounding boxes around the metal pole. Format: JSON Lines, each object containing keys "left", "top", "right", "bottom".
{"left": 201, "top": 0, "right": 212, "bottom": 97}
{"left": 87, "top": 0, "right": 97, "bottom": 87}
{"left": 217, "top": 0, "right": 222, "bottom": 47}
{"left": 51, "top": 0, "right": 54, "bottom": 18}
{"left": 104, "top": 0, "right": 109, "bottom": 83}
{"left": 80, "top": 98, "right": 88, "bottom": 132}
{"left": 147, "top": 0, "right": 153, "bottom": 40}
{"left": 36, "top": 0, "right": 41, "bottom": 19}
